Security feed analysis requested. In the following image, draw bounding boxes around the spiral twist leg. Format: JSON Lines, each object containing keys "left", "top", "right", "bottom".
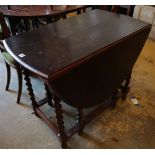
{"left": 76, "top": 108, "right": 84, "bottom": 135}
{"left": 23, "top": 69, "right": 39, "bottom": 117}
{"left": 53, "top": 94, "right": 67, "bottom": 148}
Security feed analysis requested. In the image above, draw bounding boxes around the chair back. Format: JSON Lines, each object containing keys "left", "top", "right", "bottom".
{"left": 111, "top": 5, "right": 133, "bottom": 16}
{"left": 0, "top": 11, "right": 11, "bottom": 40}
{"left": 111, "top": 5, "right": 120, "bottom": 13}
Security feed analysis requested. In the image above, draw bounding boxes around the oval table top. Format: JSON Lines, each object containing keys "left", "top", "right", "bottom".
{"left": 4, "top": 9, "right": 150, "bottom": 80}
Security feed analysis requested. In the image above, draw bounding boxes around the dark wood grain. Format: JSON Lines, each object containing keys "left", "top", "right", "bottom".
{"left": 3, "top": 9, "right": 151, "bottom": 148}
{"left": 4, "top": 10, "right": 151, "bottom": 80}
{"left": 0, "top": 11, "right": 10, "bottom": 38}
{"left": 51, "top": 24, "right": 150, "bottom": 108}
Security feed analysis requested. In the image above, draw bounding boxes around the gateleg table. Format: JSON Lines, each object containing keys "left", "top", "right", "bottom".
{"left": 3, "top": 9, "right": 151, "bottom": 148}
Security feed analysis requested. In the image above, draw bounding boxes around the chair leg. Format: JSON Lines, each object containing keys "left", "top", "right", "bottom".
{"left": 5, "top": 61, "right": 11, "bottom": 91}
{"left": 16, "top": 66, "right": 22, "bottom": 104}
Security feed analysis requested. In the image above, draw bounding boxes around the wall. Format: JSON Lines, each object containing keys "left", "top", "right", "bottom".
{"left": 133, "top": 5, "right": 155, "bottom": 40}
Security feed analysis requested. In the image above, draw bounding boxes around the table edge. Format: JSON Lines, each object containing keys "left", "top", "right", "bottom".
{"left": 3, "top": 24, "right": 151, "bottom": 80}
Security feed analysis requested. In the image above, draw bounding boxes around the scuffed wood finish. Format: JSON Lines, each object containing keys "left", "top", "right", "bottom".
{"left": 4, "top": 10, "right": 151, "bottom": 80}
{"left": 4, "top": 9, "right": 151, "bottom": 148}
{"left": 76, "top": 108, "right": 84, "bottom": 135}
{"left": 121, "top": 72, "right": 132, "bottom": 100}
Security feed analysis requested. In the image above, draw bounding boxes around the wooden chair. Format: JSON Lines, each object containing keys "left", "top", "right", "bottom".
{"left": 111, "top": 5, "right": 134, "bottom": 16}
{"left": 99, "top": 5, "right": 135, "bottom": 17}
{"left": 0, "top": 11, "right": 22, "bottom": 103}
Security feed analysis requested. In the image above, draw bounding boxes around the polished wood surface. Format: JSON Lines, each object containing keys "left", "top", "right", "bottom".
{"left": 51, "top": 27, "right": 150, "bottom": 108}
{"left": 4, "top": 10, "right": 151, "bottom": 80}
{"left": 0, "top": 5, "right": 90, "bottom": 17}
{"left": 3, "top": 9, "right": 151, "bottom": 148}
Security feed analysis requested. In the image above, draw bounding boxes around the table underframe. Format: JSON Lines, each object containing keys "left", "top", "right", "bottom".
{"left": 22, "top": 67, "right": 131, "bottom": 148}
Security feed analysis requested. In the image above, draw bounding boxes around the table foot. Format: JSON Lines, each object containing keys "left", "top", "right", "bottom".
{"left": 121, "top": 72, "right": 131, "bottom": 100}
{"left": 76, "top": 108, "right": 84, "bottom": 135}
{"left": 53, "top": 94, "right": 67, "bottom": 148}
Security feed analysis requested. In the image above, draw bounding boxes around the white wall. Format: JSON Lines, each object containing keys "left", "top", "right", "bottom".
{"left": 133, "top": 5, "right": 155, "bottom": 40}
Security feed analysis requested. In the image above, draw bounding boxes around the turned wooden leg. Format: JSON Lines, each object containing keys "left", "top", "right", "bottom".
{"left": 53, "top": 94, "right": 67, "bottom": 148}
{"left": 16, "top": 64, "right": 22, "bottom": 104}
{"left": 76, "top": 108, "right": 84, "bottom": 135}
{"left": 121, "top": 72, "right": 131, "bottom": 100}
{"left": 23, "top": 68, "right": 39, "bottom": 116}
{"left": 5, "top": 61, "right": 11, "bottom": 91}
{"left": 44, "top": 83, "right": 53, "bottom": 107}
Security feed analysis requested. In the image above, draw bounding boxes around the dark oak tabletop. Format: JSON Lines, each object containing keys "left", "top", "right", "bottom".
{"left": 0, "top": 5, "right": 90, "bottom": 17}
{"left": 4, "top": 9, "right": 150, "bottom": 80}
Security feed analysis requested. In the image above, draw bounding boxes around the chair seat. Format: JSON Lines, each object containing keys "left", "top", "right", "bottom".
{"left": 1, "top": 51, "right": 15, "bottom": 66}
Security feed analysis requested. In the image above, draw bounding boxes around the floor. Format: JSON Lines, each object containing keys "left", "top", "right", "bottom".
{"left": 0, "top": 39, "right": 155, "bottom": 149}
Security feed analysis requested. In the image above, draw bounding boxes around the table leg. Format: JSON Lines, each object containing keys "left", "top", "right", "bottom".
{"left": 76, "top": 108, "right": 84, "bottom": 135}
{"left": 44, "top": 83, "right": 53, "bottom": 107}
{"left": 111, "top": 91, "right": 119, "bottom": 109}
{"left": 5, "top": 61, "right": 11, "bottom": 91}
{"left": 22, "top": 68, "right": 39, "bottom": 116}
{"left": 121, "top": 72, "right": 132, "bottom": 100}
{"left": 53, "top": 94, "right": 67, "bottom": 148}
